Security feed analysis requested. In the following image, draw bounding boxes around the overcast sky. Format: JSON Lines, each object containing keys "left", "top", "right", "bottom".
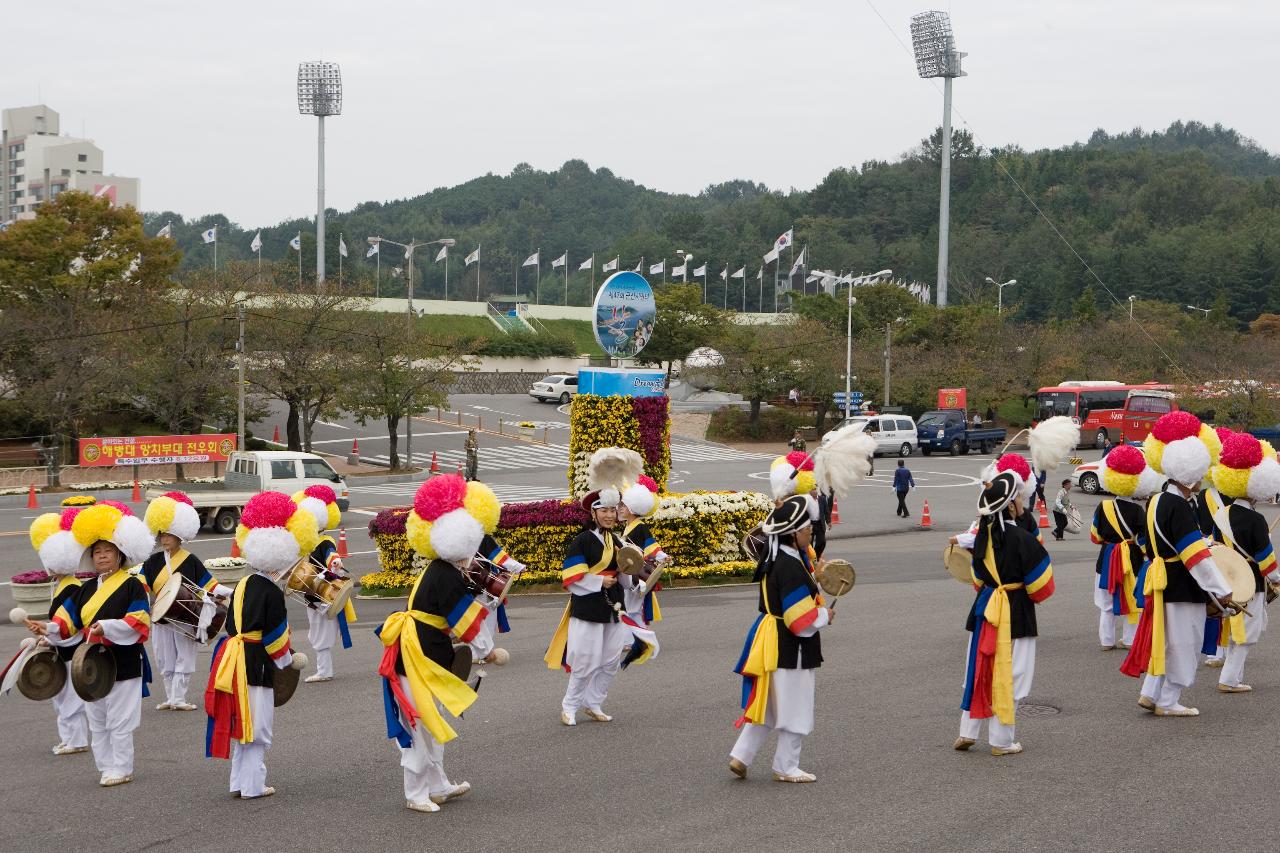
{"left": 7, "top": 0, "right": 1277, "bottom": 226}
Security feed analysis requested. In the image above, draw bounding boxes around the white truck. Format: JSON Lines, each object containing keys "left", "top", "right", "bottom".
{"left": 144, "top": 451, "right": 351, "bottom": 535}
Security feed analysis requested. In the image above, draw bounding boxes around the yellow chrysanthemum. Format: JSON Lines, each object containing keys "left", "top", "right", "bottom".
{"left": 144, "top": 497, "right": 177, "bottom": 536}
{"left": 71, "top": 504, "right": 124, "bottom": 548}
{"left": 463, "top": 483, "right": 501, "bottom": 534}
{"left": 29, "top": 512, "right": 62, "bottom": 551}
{"left": 285, "top": 508, "right": 320, "bottom": 557}
{"left": 405, "top": 512, "right": 437, "bottom": 560}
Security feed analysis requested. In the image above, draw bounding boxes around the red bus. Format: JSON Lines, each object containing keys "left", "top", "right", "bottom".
{"left": 1034, "top": 381, "right": 1175, "bottom": 447}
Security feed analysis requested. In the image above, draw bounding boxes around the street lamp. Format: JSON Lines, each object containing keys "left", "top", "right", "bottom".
{"left": 675, "top": 249, "right": 696, "bottom": 299}
{"left": 985, "top": 277, "right": 1017, "bottom": 314}
{"left": 883, "top": 316, "right": 908, "bottom": 407}
{"left": 298, "top": 61, "right": 342, "bottom": 291}
{"left": 844, "top": 269, "right": 892, "bottom": 419}
{"left": 365, "top": 235, "right": 456, "bottom": 470}
{"left": 911, "top": 11, "right": 965, "bottom": 309}
{"left": 1128, "top": 294, "right": 1137, "bottom": 320}
{"left": 1186, "top": 304, "right": 1211, "bottom": 316}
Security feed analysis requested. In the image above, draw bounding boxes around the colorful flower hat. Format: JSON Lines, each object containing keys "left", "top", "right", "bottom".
{"left": 1212, "top": 432, "right": 1280, "bottom": 503}
{"left": 770, "top": 451, "right": 816, "bottom": 501}
{"left": 144, "top": 490, "right": 201, "bottom": 542}
{"left": 29, "top": 510, "right": 83, "bottom": 575}
{"left": 981, "top": 453, "right": 1036, "bottom": 503}
{"left": 405, "top": 474, "right": 501, "bottom": 564}
{"left": 69, "top": 502, "right": 155, "bottom": 574}
{"left": 620, "top": 475, "right": 660, "bottom": 518}
{"left": 1143, "top": 411, "right": 1218, "bottom": 488}
{"left": 292, "top": 484, "right": 341, "bottom": 532}
{"left": 234, "top": 491, "right": 320, "bottom": 575}
{"left": 1100, "top": 444, "right": 1162, "bottom": 498}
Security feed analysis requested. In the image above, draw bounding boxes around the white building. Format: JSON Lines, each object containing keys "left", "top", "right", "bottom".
{"left": 2, "top": 104, "right": 140, "bottom": 223}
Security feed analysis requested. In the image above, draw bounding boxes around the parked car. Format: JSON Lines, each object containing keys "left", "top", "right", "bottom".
{"left": 916, "top": 410, "right": 1007, "bottom": 456}
{"left": 822, "top": 415, "right": 917, "bottom": 457}
{"left": 529, "top": 374, "right": 578, "bottom": 404}
{"left": 1071, "top": 458, "right": 1167, "bottom": 495}
{"left": 144, "top": 450, "right": 350, "bottom": 534}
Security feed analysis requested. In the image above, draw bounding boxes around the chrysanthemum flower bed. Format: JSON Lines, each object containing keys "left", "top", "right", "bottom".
{"left": 361, "top": 491, "right": 770, "bottom": 595}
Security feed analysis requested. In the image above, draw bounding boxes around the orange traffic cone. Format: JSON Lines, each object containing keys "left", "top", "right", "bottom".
{"left": 26, "top": 485, "right": 37, "bottom": 509}
{"left": 831, "top": 499, "right": 841, "bottom": 525}
{"left": 430, "top": 452, "right": 440, "bottom": 473}
{"left": 272, "top": 425, "right": 280, "bottom": 444}
{"left": 231, "top": 537, "right": 241, "bottom": 558}
{"left": 920, "top": 499, "right": 933, "bottom": 529}
{"left": 1038, "top": 499, "right": 1050, "bottom": 529}
{"left": 351, "top": 437, "right": 360, "bottom": 456}
{"left": 132, "top": 479, "right": 141, "bottom": 502}
{"left": 456, "top": 463, "right": 463, "bottom": 477}
{"left": 337, "top": 528, "right": 349, "bottom": 558}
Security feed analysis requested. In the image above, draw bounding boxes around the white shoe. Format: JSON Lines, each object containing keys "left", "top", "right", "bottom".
{"left": 304, "top": 674, "right": 333, "bottom": 684}
{"left": 429, "top": 781, "right": 472, "bottom": 805}
{"left": 559, "top": 711, "right": 577, "bottom": 727}
{"left": 584, "top": 708, "right": 613, "bottom": 722}
{"left": 991, "top": 743, "right": 1024, "bottom": 756}
{"left": 773, "top": 769, "right": 817, "bottom": 783}
{"left": 100, "top": 774, "right": 133, "bottom": 787}
{"left": 241, "top": 786, "right": 275, "bottom": 799}
{"left": 1154, "top": 704, "right": 1200, "bottom": 717}
{"left": 172, "top": 701, "right": 197, "bottom": 711}
{"left": 406, "top": 800, "right": 441, "bottom": 813}
{"left": 52, "top": 743, "right": 88, "bottom": 756}
{"left": 155, "top": 701, "right": 173, "bottom": 711}
{"left": 1204, "top": 657, "right": 1225, "bottom": 669}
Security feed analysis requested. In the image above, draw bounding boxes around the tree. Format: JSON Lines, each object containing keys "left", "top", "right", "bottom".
{"left": 338, "top": 315, "right": 474, "bottom": 470}
{"left": 634, "top": 283, "right": 730, "bottom": 383}
{"left": 714, "top": 322, "right": 813, "bottom": 424}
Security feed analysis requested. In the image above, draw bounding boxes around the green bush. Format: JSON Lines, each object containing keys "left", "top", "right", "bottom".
{"left": 997, "top": 398, "right": 1035, "bottom": 428}
{"left": 707, "top": 406, "right": 812, "bottom": 442}
{"left": 476, "top": 331, "right": 576, "bottom": 357}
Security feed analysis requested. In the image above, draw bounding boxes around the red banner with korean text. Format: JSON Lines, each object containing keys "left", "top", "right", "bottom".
{"left": 78, "top": 434, "right": 237, "bottom": 467}
{"left": 937, "top": 388, "right": 967, "bottom": 411}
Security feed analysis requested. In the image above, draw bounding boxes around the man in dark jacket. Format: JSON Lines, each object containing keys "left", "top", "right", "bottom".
{"left": 893, "top": 459, "right": 916, "bottom": 518}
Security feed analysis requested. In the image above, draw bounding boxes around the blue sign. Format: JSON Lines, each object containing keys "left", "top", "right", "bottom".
{"left": 591, "top": 271, "right": 657, "bottom": 358}
{"left": 832, "top": 391, "right": 864, "bottom": 403}
{"left": 578, "top": 368, "right": 666, "bottom": 398}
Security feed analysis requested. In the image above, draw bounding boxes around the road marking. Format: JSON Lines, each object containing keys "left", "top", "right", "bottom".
{"left": 347, "top": 508, "right": 376, "bottom": 516}
{"left": 746, "top": 469, "right": 982, "bottom": 489}
{"left": 316, "top": 420, "right": 350, "bottom": 430}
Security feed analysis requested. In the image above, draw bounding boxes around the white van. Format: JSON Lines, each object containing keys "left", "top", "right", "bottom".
{"left": 822, "top": 415, "right": 918, "bottom": 457}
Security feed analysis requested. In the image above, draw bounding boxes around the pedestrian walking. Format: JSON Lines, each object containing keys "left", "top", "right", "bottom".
{"left": 464, "top": 430, "right": 479, "bottom": 482}
{"left": 893, "top": 459, "right": 915, "bottom": 518}
{"left": 788, "top": 430, "right": 807, "bottom": 453}
{"left": 1051, "top": 479, "right": 1074, "bottom": 540}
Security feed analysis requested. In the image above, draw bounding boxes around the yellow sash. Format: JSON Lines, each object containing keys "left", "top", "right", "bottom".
{"left": 1214, "top": 509, "right": 1249, "bottom": 647}
{"left": 544, "top": 531, "right": 618, "bottom": 669}
{"left": 1144, "top": 497, "right": 1170, "bottom": 677}
{"left": 380, "top": 608, "right": 476, "bottom": 744}
{"left": 53, "top": 575, "right": 81, "bottom": 601}
{"left": 81, "top": 570, "right": 133, "bottom": 627}
{"left": 739, "top": 576, "right": 780, "bottom": 726}
{"left": 213, "top": 578, "right": 265, "bottom": 744}
{"left": 149, "top": 548, "right": 190, "bottom": 597}
{"left": 1102, "top": 501, "right": 1142, "bottom": 624}
{"left": 980, "top": 537, "right": 1023, "bottom": 725}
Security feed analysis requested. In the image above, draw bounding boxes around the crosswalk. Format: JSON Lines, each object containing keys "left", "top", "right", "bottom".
{"left": 671, "top": 444, "right": 774, "bottom": 463}
{"left": 349, "top": 481, "right": 572, "bottom": 501}
{"left": 361, "top": 441, "right": 775, "bottom": 475}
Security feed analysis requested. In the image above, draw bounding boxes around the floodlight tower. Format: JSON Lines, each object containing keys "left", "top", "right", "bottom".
{"left": 910, "top": 11, "right": 965, "bottom": 308}
{"left": 298, "top": 61, "right": 342, "bottom": 291}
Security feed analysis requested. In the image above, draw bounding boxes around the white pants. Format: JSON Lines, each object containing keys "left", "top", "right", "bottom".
{"left": 307, "top": 609, "right": 336, "bottom": 678}
{"left": 86, "top": 677, "right": 142, "bottom": 779}
{"left": 1220, "top": 592, "right": 1267, "bottom": 687}
{"left": 468, "top": 602, "right": 499, "bottom": 662}
{"left": 729, "top": 668, "right": 817, "bottom": 775}
{"left": 1139, "top": 602, "right": 1206, "bottom": 709}
{"left": 51, "top": 675, "right": 88, "bottom": 749}
{"left": 397, "top": 676, "right": 455, "bottom": 805}
{"left": 229, "top": 685, "right": 275, "bottom": 797}
{"left": 561, "top": 618, "right": 628, "bottom": 715}
{"left": 959, "top": 636, "right": 1036, "bottom": 748}
{"left": 1094, "top": 585, "right": 1137, "bottom": 647}
{"left": 152, "top": 623, "right": 197, "bottom": 675}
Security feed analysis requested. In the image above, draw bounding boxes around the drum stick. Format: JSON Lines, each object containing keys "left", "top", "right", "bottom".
{"left": 827, "top": 579, "right": 851, "bottom": 611}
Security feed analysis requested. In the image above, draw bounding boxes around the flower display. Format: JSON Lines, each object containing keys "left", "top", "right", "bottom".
{"left": 568, "top": 394, "right": 671, "bottom": 494}
{"left": 60, "top": 495, "right": 96, "bottom": 507}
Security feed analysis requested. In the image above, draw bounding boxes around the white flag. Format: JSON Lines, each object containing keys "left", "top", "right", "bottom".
{"left": 201, "top": 226, "right": 217, "bottom": 244}
{"left": 522, "top": 251, "right": 539, "bottom": 267}
{"left": 466, "top": 248, "right": 479, "bottom": 265}
{"left": 693, "top": 264, "right": 707, "bottom": 277}
{"left": 156, "top": 223, "right": 172, "bottom": 239}
{"left": 551, "top": 252, "right": 567, "bottom": 269}
{"left": 757, "top": 267, "right": 764, "bottom": 281}
{"left": 789, "top": 247, "right": 806, "bottom": 276}
{"left": 671, "top": 264, "right": 687, "bottom": 279}
{"left": 649, "top": 261, "right": 665, "bottom": 275}
{"left": 720, "top": 267, "right": 728, "bottom": 281}
{"left": 578, "top": 255, "right": 593, "bottom": 271}
{"left": 250, "top": 231, "right": 262, "bottom": 252}
{"left": 633, "top": 261, "right": 642, "bottom": 272}
{"left": 289, "top": 233, "right": 302, "bottom": 251}
{"left": 435, "top": 245, "right": 448, "bottom": 262}
{"left": 404, "top": 245, "right": 414, "bottom": 260}
{"left": 763, "top": 247, "right": 780, "bottom": 264}
{"left": 773, "top": 228, "right": 794, "bottom": 253}
{"left": 338, "top": 235, "right": 348, "bottom": 258}
{"left": 731, "top": 267, "right": 745, "bottom": 279}
{"left": 366, "top": 243, "right": 379, "bottom": 258}
{"left": 602, "top": 257, "right": 619, "bottom": 272}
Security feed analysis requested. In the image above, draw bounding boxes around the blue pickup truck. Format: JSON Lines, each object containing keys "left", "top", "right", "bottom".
{"left": 916, "top": 409, "right": 1007, "bottom": 456}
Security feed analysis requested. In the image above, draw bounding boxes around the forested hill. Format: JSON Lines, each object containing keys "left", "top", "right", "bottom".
{"left": 147, "top": 120, "right": 1280, "bottom": 322}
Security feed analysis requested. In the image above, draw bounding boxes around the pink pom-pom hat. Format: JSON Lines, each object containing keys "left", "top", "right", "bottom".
{"left": 413, "top": 474, "right": 468, "bottom": 522}
{"left": 1104, "top": 444, "right": 1146, "bottom": 475}
{"left": 1150, "top": 411, "right": 1201, "bottom": 443}
{"left": 1219, "top": 432, "right": 1263, "bottom": 471}
{"left": 240, "top": 491, "right": 297, "bottom": 529}
{"left": 785, "top": 450, "right": 814, "bottom": 471}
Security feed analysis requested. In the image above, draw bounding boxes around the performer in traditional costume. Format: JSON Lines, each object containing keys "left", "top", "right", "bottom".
{"left": 956, "top": 471, "right": 1056, "bottom": 755}
{"left": 377, "top": 474, "right": 500, "bottom": 813}
{"left": 291, "top": 486, "right": 357, "bottom": 683}
{"left": 980, "top": 453, "right": 1043, "bottom": 542}
{"left": 467, "top": 532, "right": 525, "bottom": 666}
{"left": 730, "top": 495, "right": 832, "bottom": 782}
{"left": 1205, "top": 433, "right": 1280, "bottom": 693}
{"left": 23, "top": 511, "right": 89, "bottom": 754}
{"left": 546, "top": 448, "right": 660, "bottom": 725}
{"left": 205, "top": 492, "right": 314, "bottom": 799}
{"left": 142, "top": 491, "right": 231, "bottom": 710}
{"left": 1088, "top": 445, "right": 1162, "bottom": 651}
{"left": 1121, "top": 412, "right": 1233, "bottom": 716}
{"left": 26, "top": 504, "right": 154, "bottom": 786}
{"left": 1192, "top": 426, "right": 1232, "bottom": 666}
{"left": 618, "top": 475, "right": 667, "bottom": 624}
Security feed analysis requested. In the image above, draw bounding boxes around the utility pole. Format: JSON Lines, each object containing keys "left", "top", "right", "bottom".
{"left": 237, "top": 305, "right": 246, "bottom": 451}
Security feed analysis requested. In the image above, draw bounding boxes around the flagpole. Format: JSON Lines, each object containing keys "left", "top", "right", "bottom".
{"left": 476, "top": 243, "right": 481, "bottom": 301}
{"left": 338, "top": 232, "right": 344, "bottom": 286}
{"left": 759, "top": 267, "right": 763, "bottom": 313}
{"left": 298, "top": 233, "right": 303, "bottom": 288}
{"left": 536, "top": 250, "right": 541, "bottom": 305}
{"left": 376, "top": 248, "right": 381, "bottom": 299}
{"left": 444, "top": 250, "right": 449, "bottom": 301}
{"left": 564, "top": 253, "right": 569, "bottom": 306}
{"left": 743, "top": 273, "right": 747, "bottom": 312}
{"left": 212, "top": 232, "right": 217, "bottom": 281}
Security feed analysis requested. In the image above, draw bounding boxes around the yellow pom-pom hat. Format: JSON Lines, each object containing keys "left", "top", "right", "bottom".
{"left": 291, "top": 485, "right": 342, "bottom": 532}
{"left": 144, "top": 490, "right": 201, "bottom": 542}
{"left": 770, "top": 451, "right": 816, "bottom": 501}
{"left": 68, "top": 502, "right": 155, "bottom": 574}
{"left": 234, "top": 491, "right": 320, "bottom": 575}
{"left": 405, "top": 474, "right": 501, "bottom": 564}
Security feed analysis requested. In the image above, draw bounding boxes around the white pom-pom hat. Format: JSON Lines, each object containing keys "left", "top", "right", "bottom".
{"left": 235, "top": 492, "right": 321, "bottom": 576}
{"left": 144, "top": 490, "right": 201, "bottom": 542}
{"left": 620, "top": 483, "right": 657, "bottom": 518}
{"left": 29, "top": 511, "right": 82, "bottom": 576}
